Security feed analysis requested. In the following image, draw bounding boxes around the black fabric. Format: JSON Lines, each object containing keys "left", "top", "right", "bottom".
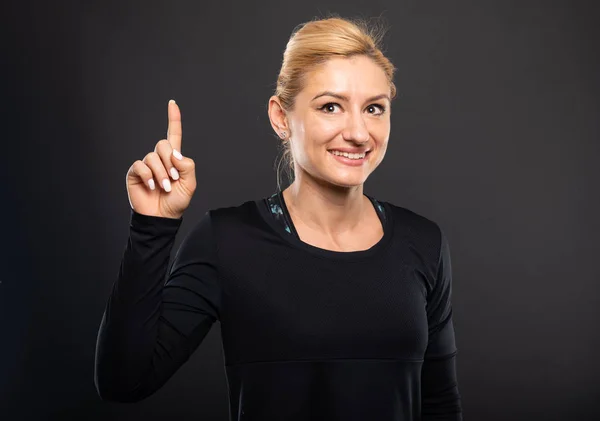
{"left": 94, "top": 191, "right": 463, "bottom": 420}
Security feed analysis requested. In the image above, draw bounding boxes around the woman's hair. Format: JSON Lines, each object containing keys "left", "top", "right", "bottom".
{"left": 273, "top": 15, "right": 397, "bottom": 190}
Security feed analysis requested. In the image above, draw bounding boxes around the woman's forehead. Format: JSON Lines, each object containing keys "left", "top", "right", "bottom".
{"left": 301, "top": 56, "right": 390, "bottom": 98}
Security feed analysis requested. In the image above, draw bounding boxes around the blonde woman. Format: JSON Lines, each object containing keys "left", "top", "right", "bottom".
{"left": 95, "top": 16, "right": 463, "bottom": 421}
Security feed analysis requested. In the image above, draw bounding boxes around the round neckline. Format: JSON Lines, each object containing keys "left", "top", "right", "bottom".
{"left": 260, "top": 191, "right": 394, "bottom": 261}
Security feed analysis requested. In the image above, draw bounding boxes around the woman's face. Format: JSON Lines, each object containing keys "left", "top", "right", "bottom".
{"left": 279, "top": 55, "right": 391, "bottom": 189}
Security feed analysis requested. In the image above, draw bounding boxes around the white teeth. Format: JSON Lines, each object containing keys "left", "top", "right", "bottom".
{"left": 330, "top": 150, "right": 366, "bottom": 159}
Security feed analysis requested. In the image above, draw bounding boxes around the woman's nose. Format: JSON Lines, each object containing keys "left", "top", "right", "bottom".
{"left": 342, "top": 112, "right": 369, "bottom": 143}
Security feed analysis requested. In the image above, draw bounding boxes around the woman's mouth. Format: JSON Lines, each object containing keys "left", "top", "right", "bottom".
{"left": 327, "top": 150, "right": 371, "bottom": 166}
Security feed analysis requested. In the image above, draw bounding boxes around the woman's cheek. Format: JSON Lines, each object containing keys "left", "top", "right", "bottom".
{"left": 314, "top": 121, "right": 341, "bottom": 141}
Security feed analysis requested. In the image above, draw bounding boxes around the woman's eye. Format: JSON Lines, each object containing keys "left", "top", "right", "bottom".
{"left": 319, "top": 103, "right": 386, "bottom": 115}
{"left": 320, "top": 103, "right": 340, "bottom": 113}
{"left": 367, "top": 104, "right": 386, "bottom": 115}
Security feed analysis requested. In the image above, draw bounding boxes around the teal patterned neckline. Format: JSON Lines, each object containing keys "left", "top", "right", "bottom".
{"left": 267, "top": 192, "right": 293, "bottom": 235}
{"left": 266, "top": 191, "right": 386, "bottom": 238}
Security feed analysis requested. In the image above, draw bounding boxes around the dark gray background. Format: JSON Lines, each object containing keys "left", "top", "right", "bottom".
{"left": 2, "top": 0, "right": 599, "bottom": 420}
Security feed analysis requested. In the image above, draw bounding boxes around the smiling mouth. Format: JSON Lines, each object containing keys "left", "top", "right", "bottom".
{"left": 328, "top": 150, "right": 372, "bottom": 160}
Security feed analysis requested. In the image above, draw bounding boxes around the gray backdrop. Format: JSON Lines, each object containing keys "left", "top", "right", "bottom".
{"left": 2, "top": 0, "right": 599, "bottom": 420}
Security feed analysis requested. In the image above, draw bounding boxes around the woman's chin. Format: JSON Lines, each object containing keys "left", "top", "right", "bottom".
{"left": 326, "top": 173, "right": 367, "bottom": 188}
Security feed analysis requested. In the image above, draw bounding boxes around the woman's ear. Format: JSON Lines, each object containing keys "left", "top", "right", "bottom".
{"left": 267, "top": 96, "right": 289, "bottom": 139}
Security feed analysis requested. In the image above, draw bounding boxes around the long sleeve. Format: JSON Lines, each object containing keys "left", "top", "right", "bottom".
{"left": 421, "top": 230, "right": 463, "bottom": 420}
{"left": 94, "top": 209, "right": 221, "bottom": 403}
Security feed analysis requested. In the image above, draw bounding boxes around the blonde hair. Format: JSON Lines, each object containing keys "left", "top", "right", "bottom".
{"left": 273, "top": 15, "right": 397, "bottom": 190}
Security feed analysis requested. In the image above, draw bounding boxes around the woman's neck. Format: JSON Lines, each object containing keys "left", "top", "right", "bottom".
{"left": 282, "top": 178, "right": 368, "bottom": 238}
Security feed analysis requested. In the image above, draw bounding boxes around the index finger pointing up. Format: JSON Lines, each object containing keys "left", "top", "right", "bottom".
{"left": 167, "top": 99, "right": 182, "bottom": 153}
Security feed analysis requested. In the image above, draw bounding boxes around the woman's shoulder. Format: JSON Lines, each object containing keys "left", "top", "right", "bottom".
{"left": 198, "top": 194, "right": 269, "bottom": 227}
{"left": 376, "top": 197, "right": 444, "bottom": 240}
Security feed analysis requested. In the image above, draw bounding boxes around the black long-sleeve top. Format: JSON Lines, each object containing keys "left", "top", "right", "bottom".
{"left": 94, "top": 191, "right": 463, "bottom": 420}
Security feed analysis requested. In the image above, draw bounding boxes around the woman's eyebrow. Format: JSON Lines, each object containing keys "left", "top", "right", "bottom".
{"left": 311, "top": 91, "right": 391, "bottom": 103}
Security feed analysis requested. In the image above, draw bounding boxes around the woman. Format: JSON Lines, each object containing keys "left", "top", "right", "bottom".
{"left": 94, "top": 16, "right": 463, "bottom": 421}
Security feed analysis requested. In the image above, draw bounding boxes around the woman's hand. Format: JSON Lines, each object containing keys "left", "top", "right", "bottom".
{"left": 126, "top": 100, "right": 196, "bottom": 219}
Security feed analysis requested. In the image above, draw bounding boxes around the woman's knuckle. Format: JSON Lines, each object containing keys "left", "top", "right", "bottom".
{"left": 155, "top": 139, "right": 169, "bottom": 151}
{"left": 144, "top": 151, "right": 157, "bottom": 162}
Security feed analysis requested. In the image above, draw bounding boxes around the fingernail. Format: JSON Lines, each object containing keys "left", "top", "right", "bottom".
{"left": 173, "top": 149, "right": 183, "bottom": 160}
{"left": 169, "top": 99, "right": 176, "bottom": 105}
{"left": 148, "top": 179, "right": 155, "bottom": 190}
{"left": 162, "top": 178, "right": 171, "bottom": 192}
{"left": 170, "top": 167, "right": 179, "bottom": 180}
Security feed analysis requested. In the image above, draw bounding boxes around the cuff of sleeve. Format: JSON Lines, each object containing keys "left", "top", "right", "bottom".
{"left": 130, "top": 208, "right": 183, "bottom": 233}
